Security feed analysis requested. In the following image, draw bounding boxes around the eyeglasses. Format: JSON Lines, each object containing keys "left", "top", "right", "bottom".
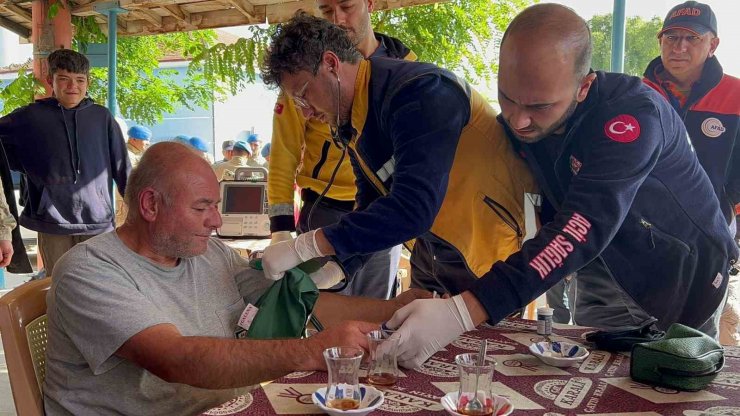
{"left": 661, "top": 34, "right": 704, "bottom": 46}
{"left": 293, "top": 79, "right": 312, "bottom": 109}
{"left": 291, "top": 59, "right": 323, "bottom": 109}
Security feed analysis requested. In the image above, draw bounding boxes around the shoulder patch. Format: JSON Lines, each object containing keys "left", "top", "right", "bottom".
{"left": 604, "top": 114, "right": 641, "bottom": 143}
{"left": 274, "top": 103, "right": 284, "bottom": 115}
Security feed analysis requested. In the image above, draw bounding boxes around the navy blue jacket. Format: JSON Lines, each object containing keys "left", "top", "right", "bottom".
{"left": 0, "top": 97, "right": 130, "bottom": 235}
{"left": 470, "top": 72, "right": 738, "bottom": 330}
{"left": 644, "top": 56, "right": 740, "bottom": 224}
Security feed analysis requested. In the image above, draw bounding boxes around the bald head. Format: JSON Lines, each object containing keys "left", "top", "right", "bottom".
{"left": 124, "top": 141, "right": 216, "bottom": 223}
{"left": 502, "top": 3, "right": 592, "bottom": 80}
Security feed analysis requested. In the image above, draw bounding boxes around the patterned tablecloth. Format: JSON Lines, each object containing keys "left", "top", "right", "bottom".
{"left": 204, "top": 318, "right": 740, "bottom": 416}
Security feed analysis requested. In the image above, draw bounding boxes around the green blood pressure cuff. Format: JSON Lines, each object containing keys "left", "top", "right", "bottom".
{"left": 245, "top": 259, "right": 320, "bottom": 339}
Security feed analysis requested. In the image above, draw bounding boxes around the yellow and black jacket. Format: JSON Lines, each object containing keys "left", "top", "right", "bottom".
{"left": 267, "top": 33, "right": 416, "bottom": 232}
{"left": 322, "top": 57, "right": 537, "bottom": 278}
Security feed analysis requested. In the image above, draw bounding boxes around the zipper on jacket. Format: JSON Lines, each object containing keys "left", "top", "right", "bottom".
{"left": 311, "top": 140, "right": 332, "bottom": 179}
{"left": 640, "top": 218, "right": 691, "bottom": 253}
{"left": 482, "top": 195, "right": 523, "bottom": 247}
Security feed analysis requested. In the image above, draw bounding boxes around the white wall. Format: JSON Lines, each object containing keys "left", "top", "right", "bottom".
{"left": 212, "top": 80, "right": 279, "bottom": 154}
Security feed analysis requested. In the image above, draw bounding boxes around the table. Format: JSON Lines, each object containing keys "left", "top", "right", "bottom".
{"left": 204, "top": 318, "right": 740, "bottom": 415}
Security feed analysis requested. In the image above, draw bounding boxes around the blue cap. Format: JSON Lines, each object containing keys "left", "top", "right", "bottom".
{"left": 127, "top": 125, "right": 152, "bottom": 140}
{"left": 189, "top": 137, "right": 208, "bottom": 152}
{"left": 261, "top": 142, "right": 271, "bottom": 158}
{"left": 233, "top": 140, "right": 251, "bottom": 153}
{"left": 174, "top": 135, "right": 191, "bottom": 145}
{"left": 247, "top": 133, "right": 260, "bottom": 144}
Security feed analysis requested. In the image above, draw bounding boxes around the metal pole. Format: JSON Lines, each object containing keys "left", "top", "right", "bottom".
{"left": 611, "top": 0, "right": 627, "bottom": 73}
{"left": 107, "top": 9, "right": 118, "bottom": 115}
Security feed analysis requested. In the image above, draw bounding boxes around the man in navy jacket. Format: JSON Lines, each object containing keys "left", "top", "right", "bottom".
{"left": 388, "top": 3, "right": 738, "bottom": 368}
{"left": 0, "top": 49, "right": 130, "bottom": 277}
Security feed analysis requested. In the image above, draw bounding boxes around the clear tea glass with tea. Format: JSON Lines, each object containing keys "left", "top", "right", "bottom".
{"left": 365, "top": 329, "right": 400, "bottom": 386}
{"left": 455, "top": 352, "right": 496, "bottom": 416}
{"left": 323, "top": 346, "right": 364, "bottom": 410}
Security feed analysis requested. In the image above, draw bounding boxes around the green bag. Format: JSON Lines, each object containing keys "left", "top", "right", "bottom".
{"left": 246, "top": 261, "right": 320, "bottom": 339}
{"left": 630, "top": 323, "right": 724, "bottom": 391}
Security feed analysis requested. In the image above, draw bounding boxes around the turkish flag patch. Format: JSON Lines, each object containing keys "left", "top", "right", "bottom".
{"left": 604, "top": 114, "right": 640, "bottom": 143}
{"left": 274, "top": 103, "right": 284, "bottom": 115}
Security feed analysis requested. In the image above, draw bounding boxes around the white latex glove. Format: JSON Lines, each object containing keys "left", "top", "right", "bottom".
{"left": 270, "top": 231, "right": 293, "bottom": 245}
{"left": 262, "top": 229, "right": 324, "bottom": 280}
{"left": 386, "top": 295, "right": 476, "bottom": 369}
{"left": 309, "top": 261, "right": 345, "bottom": 289}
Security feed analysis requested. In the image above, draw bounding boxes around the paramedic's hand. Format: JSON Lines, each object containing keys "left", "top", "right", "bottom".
{"left": 0, "top": 240, "right": 13, "bottom": 267}
{"left": 262, "top": 230, "right": 324, "bottom": 280}
{"left": 387, "top": 295, "right": 476, "bottom": 369}
{"left": 270, "top": 231, "right": 292, "bottom": 245}
{"left": 309, "top": 261, "right": 345, "bottom": 289}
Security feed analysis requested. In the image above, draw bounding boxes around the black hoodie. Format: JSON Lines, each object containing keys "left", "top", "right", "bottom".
{"left": 0, "top": 97, "right": 130, "bottom": 235}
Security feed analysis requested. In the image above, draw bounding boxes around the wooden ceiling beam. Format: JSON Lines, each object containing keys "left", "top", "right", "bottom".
{"left": 0, "top": 3, "right": 31, "bottom": 22}
{"left": 162, "top": 4, "right": 190, "bottom": 25}
{"left": 0, "top": 14, "right": 29, "bottom": 38}
{"left": 224, "top": 0, "right": 255, "bottom": 20}
{"left": 76, "top": 0, "right": 444, "bottom": 36}
{"left": 132, "top": 8, "right": 161, "bottom": 26}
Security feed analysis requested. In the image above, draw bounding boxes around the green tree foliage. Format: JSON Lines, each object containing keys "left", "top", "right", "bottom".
{"left": 193, "top": 0, "right": 534, "bottom": 91}
{"left": 3, "top": 0, "right": 534, "bottom": 120}
{"left": 75, "top": 16, "right": 224, "bottom": 124}
{"left": 371, "top": 0, "right": 531, "bottom": 82}
{"left": 1, "top": 16, "right": 222, "bottom": 123}
{"left": 589, "top": 14, "right": 662, "bottom": 76}
{"left": 0, "top": 65, "right": 47, "bottom": 115}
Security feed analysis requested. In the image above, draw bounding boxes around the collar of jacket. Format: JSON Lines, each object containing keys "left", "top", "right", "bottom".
{"left": 643, "top": 55, "right": 724, "bottom": 104}
{"left": 35, "top": 96, "right": 94, "bottom": 110}
{"left": 347, "top": 59, "right": 372, "bottom": 142}
{"left": 373, "top": 32, "right": 417, "bottom": 61}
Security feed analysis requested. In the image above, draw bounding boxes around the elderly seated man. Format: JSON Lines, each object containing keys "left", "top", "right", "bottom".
{"left": 43, "top": 141, "right": 427, "bottom": 416}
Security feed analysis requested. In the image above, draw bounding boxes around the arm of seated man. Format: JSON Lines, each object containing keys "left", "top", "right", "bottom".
{"left": 116, "top": 320, "right": 377, "bottom": 390}
{"left": 313, "top": 289, "right": 432, "bottom": 328}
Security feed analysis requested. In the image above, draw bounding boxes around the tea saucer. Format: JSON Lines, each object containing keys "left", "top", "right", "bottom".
{"left": 312, "top": 384, "right": 384, "bottom": 415}
{"left": 440, "top": 391, "right": 514, "bottom": 416}
{"left": 529, "top": 341, "right": 589, "bottom": 367}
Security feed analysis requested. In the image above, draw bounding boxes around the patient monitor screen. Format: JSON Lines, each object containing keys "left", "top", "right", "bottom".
{"left": 222, "top": 185, "right": 263, "bottom": 214}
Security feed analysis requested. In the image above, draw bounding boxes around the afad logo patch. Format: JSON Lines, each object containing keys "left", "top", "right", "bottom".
{"left": 274, "top": 102, "right": 284, "bottom": 115}
{"left": 701, "top": 117, "right": 725, "bottom": 138}
{"left": 604, "top": 114, "right": 641, "bottom": 143}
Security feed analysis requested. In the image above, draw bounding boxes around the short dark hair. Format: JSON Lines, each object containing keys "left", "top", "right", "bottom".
{"left": 48, "top": 49, "right": 90, "bottom": 77}
{"left": 261, "top": 11, "right": 362, "bottom": 88}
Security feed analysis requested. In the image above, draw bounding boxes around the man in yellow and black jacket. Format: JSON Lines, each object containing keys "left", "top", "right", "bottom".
{"left": 261, "top": 13, "right": 536, "bottom": 296}
{"left": 268, "top": 0, "right": 416, "bottom": 299}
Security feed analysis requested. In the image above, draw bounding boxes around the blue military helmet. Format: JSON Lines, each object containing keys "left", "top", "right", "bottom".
{"left": 261, "top": 142, "right": 271, "bottom": 158}
{"left": 174, "top": 135, "right": 191, "bottom": 145}
{"left": 233, "top": 140, "right": 251, "bottom": 153}
{"left": 247, "top": 133, "right": 260, "bottom": 144}
{"left": 189, "top": 137, "right": 209, "bottom": 152}
{"left": 127, "top": 125, "right": 152, "bottom": 141}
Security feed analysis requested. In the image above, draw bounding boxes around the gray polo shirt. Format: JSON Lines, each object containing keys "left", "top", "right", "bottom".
{"left": 43, "top": 232, "right": 272, "bottom": 416}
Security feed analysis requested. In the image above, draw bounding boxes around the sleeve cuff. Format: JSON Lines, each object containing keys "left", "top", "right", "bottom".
{"left": 270, "top": 215, "right": 297, "bottom": 233}
{"left": 469, "top": 267, "right": 526, "bottom": 325}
